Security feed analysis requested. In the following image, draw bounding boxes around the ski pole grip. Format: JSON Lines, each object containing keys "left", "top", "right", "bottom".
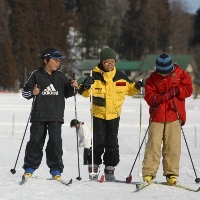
{"left": 72, "top": 71, "right": 78, "bottom": 94}
{"left": 73, "top": 71, "right": 75, "bottom": 80}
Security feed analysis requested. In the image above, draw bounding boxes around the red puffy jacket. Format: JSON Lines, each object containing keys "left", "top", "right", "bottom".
{"left": 144, "top": 64, "right": 193, "bottom": 125}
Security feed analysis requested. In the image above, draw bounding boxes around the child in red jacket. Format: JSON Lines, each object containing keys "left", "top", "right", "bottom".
{"left": 142, "top": 54, "right": 193, "bottom": 184}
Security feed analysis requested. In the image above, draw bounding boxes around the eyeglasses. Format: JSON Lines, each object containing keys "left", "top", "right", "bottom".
{"left": 103, "top": 59, "right": 116, "bottom": 66}
{"left": 51, "top": 58, "right": 60, "bottom": 63}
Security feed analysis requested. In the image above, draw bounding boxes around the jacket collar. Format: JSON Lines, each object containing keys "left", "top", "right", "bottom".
{"left": 93, "top": 65, "right": 116, "bottom": 83}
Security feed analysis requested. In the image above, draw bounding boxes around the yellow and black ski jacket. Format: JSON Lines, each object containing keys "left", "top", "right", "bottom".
{"left": 78, "top": 65, "right": 139, "bottom": 120}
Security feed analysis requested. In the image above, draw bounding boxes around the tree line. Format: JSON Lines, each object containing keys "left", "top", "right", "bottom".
{"left": 0, "top": 0, "right": 200, "bottom": 90}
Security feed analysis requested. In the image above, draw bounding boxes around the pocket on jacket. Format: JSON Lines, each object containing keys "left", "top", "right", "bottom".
{"left": 93, "top": 96, "right": 106, "bottom": 106}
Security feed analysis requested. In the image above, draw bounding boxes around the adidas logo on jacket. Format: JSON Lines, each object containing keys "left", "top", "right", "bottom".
{"left": 42, "top": 84, "right": 58, "bottom": 95}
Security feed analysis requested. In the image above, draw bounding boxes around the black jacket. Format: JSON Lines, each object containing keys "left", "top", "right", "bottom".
{"left": 22, "top": 67, "right": 74, "bottom": 123}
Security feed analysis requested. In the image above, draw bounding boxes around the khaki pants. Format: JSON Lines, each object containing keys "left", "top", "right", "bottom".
{"left": 142, "top": 120, "right": 181, "bottom": 179}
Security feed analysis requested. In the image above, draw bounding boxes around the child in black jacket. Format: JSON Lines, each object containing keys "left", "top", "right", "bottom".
{"left": 22, "top": 48, "right": 78, "bottom": 180}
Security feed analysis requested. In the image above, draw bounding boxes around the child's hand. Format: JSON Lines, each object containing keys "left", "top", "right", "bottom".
{"left": 32, "top": 84, "right": 40, "bottom": 95}
{"left": 71, "top": 80, "right": 78, "bottom": 88}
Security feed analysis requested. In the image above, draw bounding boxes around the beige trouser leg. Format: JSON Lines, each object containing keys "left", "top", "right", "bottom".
{"left": 142, "top": 120, "right": 181, "bottom": 179}
{"left": 162, "top": 120, "right": 181, "bottom": 176}
{"left": 142, "top": 122, "right": 164, "bottom": 179}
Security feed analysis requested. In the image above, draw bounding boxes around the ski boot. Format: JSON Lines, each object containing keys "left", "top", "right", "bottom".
{"left": 88, "top": 164, "right": 99, "bottom": 180}
{"left": 104, "top": 166, "right": 115, "bottom": 181}
{"left": 23, "top": 168, "right": 35, "bottom": 180}
{"left": 51, "top": 170, "right": 62, "bottom": 180}
{"left": 166, "top": 174, "right": 178, "bottom": 185}
{"left": 143, "top": 175, "right": 153, "bottom": 184}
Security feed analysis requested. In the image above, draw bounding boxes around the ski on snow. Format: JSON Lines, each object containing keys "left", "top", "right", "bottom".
{"left": 135, "top": 181, "right": 200, "bottom": 192}
{"left": 89, "top": 174, "right": 105, "bottom": 183}
{"left": 93, "top": 175, "right": 128, "bottom": 183}
{"left": 19, "top": 175, "right": 29, "bottom": 185}
{"left": 56, "top": 178, "right": 72, "bottom": 186}
{"left": 89, "top": 175, "right": 117, "bottom": 183}
{"left": 19, "top": 175, "right": 72, "bottom": 186}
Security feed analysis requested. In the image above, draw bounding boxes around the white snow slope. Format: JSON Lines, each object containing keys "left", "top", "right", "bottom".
{"left": 0, "top": 93, "right": 199, "bottom": 200}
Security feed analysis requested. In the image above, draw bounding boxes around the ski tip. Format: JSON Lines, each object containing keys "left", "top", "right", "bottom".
{"left": 22, "top": 175, "right": 25, "bottom": 181}
{"left": 69, "top": 179, "right": 73, "bottom": 184}
{"left": 196, "top": 187, "right": 200, "bottom": 192}
{"left": 136, "top": 184, "right": 139, "bottom": 189}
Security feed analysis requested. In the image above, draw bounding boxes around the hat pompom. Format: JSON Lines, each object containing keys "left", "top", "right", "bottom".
{"left": 156, "top": 54, "right": 174, "bottom": 74}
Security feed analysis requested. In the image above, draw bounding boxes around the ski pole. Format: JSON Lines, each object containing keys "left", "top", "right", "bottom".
{"left": 89, "top": 70, "right": 96, "bottom": 179}
{"left": 126, "top": 106, "right": 157, "bottom": 183}
{"left": 10, "top": 96, "right": 36, "bottom": 174}
{"left": 172, "top": 100, "right": 200, "bottom": 184}
{"left": 73, "top": 71, "right": 81, "bottom": 181}
{"left": 138, "top": 85, "right": 143, "bottom": 177}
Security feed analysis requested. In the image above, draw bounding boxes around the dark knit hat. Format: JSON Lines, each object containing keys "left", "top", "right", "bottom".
{"left": 100, "top": 48, "right": 116, "bottom": 63}
{"left": 70, "top": 119, "right": 80, "bottom": 127}
{"left": 156, "top": 54, "right": 174, "bottom": 74}
{"left": 41, "top": 48, "right": 66, "bottom": 60}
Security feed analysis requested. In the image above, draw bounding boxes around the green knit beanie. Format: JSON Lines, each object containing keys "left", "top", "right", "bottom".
{"left": 100, "top": 48, "right": 116, "bottom": 63}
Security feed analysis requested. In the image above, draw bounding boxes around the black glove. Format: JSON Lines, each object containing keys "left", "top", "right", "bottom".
{"left": 83, "top": 76, "right": 95, "bottom": 90}
{"left": 135, "top": 79, "right": 145, "bottom": 90}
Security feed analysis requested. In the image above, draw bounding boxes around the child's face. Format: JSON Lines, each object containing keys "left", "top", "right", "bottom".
{"left": 44, "top": 58, "right": 60, "bottom": 73}
{"left": 102, "top": 59, "right": 116, "bottom": 72}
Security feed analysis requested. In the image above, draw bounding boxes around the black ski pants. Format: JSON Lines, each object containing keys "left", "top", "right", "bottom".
{"left": 83, "top": 148, "right": 89, "bottom": 165}
{"left": 88, "top": 116, "right": 120, "bottom": 167}
{"left": 23, "top": 121, "right": 64, "bottom": 173}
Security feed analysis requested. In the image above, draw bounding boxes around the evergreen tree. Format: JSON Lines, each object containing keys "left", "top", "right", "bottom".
{"left": 192, "top": 8, "right": 200, "bottom": 45}
{"left": 120, "top": 0, "right": 148, "bottom": 60}
{"left": 191, "top": 8, "right": 200, "bottom": 71}
{"left": 31, "top": 0, "right": 70, "bottom": 75}
{"left": 34, "top": 0, "right": 69, "bottom": 52}
{"left": 8, "top": 0, "right": 70, "bottom": 85}
{"left": 106, "top": 0, "right": 129, "bottom": 54}
{"left": 169, "top": 0, "right": 192, "bottom": 54}
{"left": 0, "top": 38, "right": 16, "bottom": 89}
{"left": 120, "top": 0, "right": 170, "bottom": 60}
{"left": 75, "top": 0, "right": 108, "bottom": 59}
{"left": 64, "top": 0, "right": 77, "bottom": 26}
{"left": 8, "top": 0, "right": 38, "bottom": 85}
{"left": 0, "top": 0, "right": 16, "bottom": 89}
{"left": 143, "top": 0, "right": 170, "bottom": 53}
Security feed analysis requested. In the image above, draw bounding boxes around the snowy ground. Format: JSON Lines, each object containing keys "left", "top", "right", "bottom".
{"left": 0, "top": 93, "right": 200, "bottom": 200}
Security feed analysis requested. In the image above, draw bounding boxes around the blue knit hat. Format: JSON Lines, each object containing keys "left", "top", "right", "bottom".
{"left": 156, "top": 54, "right": 174, "bottom": 74}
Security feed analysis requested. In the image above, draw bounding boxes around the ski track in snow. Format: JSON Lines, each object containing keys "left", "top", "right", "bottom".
{"left": 0, "top": 93, "right": 200, "bottom": 200}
